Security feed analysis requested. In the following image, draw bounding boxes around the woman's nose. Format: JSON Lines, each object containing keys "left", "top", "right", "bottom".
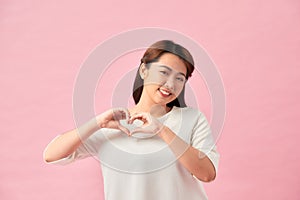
{"left": 164, "top": 77, "right": 175, "bottom": 90}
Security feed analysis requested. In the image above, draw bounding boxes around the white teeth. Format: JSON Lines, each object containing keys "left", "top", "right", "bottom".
{"left": 159, "top": 88, "right": 170, "bottom": 95}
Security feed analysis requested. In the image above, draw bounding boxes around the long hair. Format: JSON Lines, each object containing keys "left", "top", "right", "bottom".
{"left": 132, "top": 40, "right": 195, "bottom": 108}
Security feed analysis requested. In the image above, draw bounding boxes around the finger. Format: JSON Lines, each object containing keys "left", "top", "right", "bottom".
{"left": 129, "top": 113, "right": 148, "bottom": 123}
{"left": 130, "top": 127, "right": 157, "bottom": 136}
{"left": 130, "top": 117, "right": 147, "bottom": 124}
{"left": 122, "top": 108, "right": 130, "bottom": 120}
{"left": 118, "top": 125, "right": 130, "bottom": 136}
{"left": 113, "top": 108, "right": 130, "bottom": 121}
{"left": 130, "top": 127, "right": 148, "bottom": 134}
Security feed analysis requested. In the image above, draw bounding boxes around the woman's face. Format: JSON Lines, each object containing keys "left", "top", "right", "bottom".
{"left": 140, "top": 53, "right": 187, "bottom": 106}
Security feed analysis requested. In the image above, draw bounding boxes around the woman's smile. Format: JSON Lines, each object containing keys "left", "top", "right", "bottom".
{"left": 158, "top": 87, "right": 172, "bottom": 97}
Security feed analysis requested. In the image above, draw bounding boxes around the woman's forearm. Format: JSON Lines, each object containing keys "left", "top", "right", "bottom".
{"left": 43, "top": 117, "right": 101, "bottom": 163}
{"left": 158, "top": 126, "right": 216, "bottom": 182}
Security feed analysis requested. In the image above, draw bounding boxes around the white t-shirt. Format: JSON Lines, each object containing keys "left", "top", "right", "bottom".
{"left": 48, "top": 106, "right": 219, "bottom": 200}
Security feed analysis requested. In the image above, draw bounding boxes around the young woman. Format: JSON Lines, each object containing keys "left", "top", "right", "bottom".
{"left": 43, "top": 40, "right": 219, "bottom": 200}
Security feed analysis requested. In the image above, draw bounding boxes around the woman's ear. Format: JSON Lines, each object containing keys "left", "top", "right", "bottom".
{"left": 139, "top": 63, "right": 148, "bottom": 79}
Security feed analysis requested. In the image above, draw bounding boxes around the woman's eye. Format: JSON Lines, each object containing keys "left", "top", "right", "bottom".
{"left": 176, "top": 77, "right": 185, "bottom": 82}
{"left": 160, "top": 71, "right": 168, "bottom": 75}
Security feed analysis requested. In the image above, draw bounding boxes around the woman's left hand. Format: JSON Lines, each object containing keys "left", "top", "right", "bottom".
{"left": 128, "top": 113, "right": 164, "bottom": 137}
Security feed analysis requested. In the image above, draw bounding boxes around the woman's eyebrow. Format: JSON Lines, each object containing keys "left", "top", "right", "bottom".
{"left": 159, "top": 65, "right": 186, "bottom": 77}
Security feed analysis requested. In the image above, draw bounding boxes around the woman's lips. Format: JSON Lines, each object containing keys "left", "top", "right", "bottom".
{"left": 158, "top": 88, "right": 172, "bottom": 97}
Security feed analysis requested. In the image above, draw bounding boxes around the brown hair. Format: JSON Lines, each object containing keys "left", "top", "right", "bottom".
{"left": 132, "top": 40, "right": 195, "bottom": 108}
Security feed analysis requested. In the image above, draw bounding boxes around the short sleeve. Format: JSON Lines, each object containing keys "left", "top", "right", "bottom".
{"left": 190, "top": 111, "right": 220, "bottom": 173}
{"left": 43, "top": 134, "right": 97, "bottom": 166}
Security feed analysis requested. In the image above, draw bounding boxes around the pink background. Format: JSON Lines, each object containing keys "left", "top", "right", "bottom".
{"left": 1, "top": 0, "right": 299, "bottom": 199}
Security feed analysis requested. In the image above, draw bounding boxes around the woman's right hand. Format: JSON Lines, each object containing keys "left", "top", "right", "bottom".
{"left": 43, "top": 108, "right": 131, "bottom": 163}
{"left": 97, "top": 108, "right": 131, "bottom": 135}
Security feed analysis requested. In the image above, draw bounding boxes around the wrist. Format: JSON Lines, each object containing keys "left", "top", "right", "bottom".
{"left": 157, "top": 125, "right": 177, "bottom": 145}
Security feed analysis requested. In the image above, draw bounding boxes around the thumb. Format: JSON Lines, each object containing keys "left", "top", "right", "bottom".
{"left": 130, "top": 127, "right": 157, "bottom": 139}
{"left": 130, "top": 127, "right": 153, "bottom": 135}
{"left": 118, "top": 125, "right": 130, "bottom": 136}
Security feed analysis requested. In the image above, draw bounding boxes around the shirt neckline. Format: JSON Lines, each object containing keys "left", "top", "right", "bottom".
{"left": 156, "top": 106, "right": 178, "bottom": 120}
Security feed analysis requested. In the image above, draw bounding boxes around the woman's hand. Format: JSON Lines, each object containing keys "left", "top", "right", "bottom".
{"left": 128, "top": 112, "right": 164, "bottom": 137}
{"left": 97, "top": 108, "right": 131, "bottom": 135}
